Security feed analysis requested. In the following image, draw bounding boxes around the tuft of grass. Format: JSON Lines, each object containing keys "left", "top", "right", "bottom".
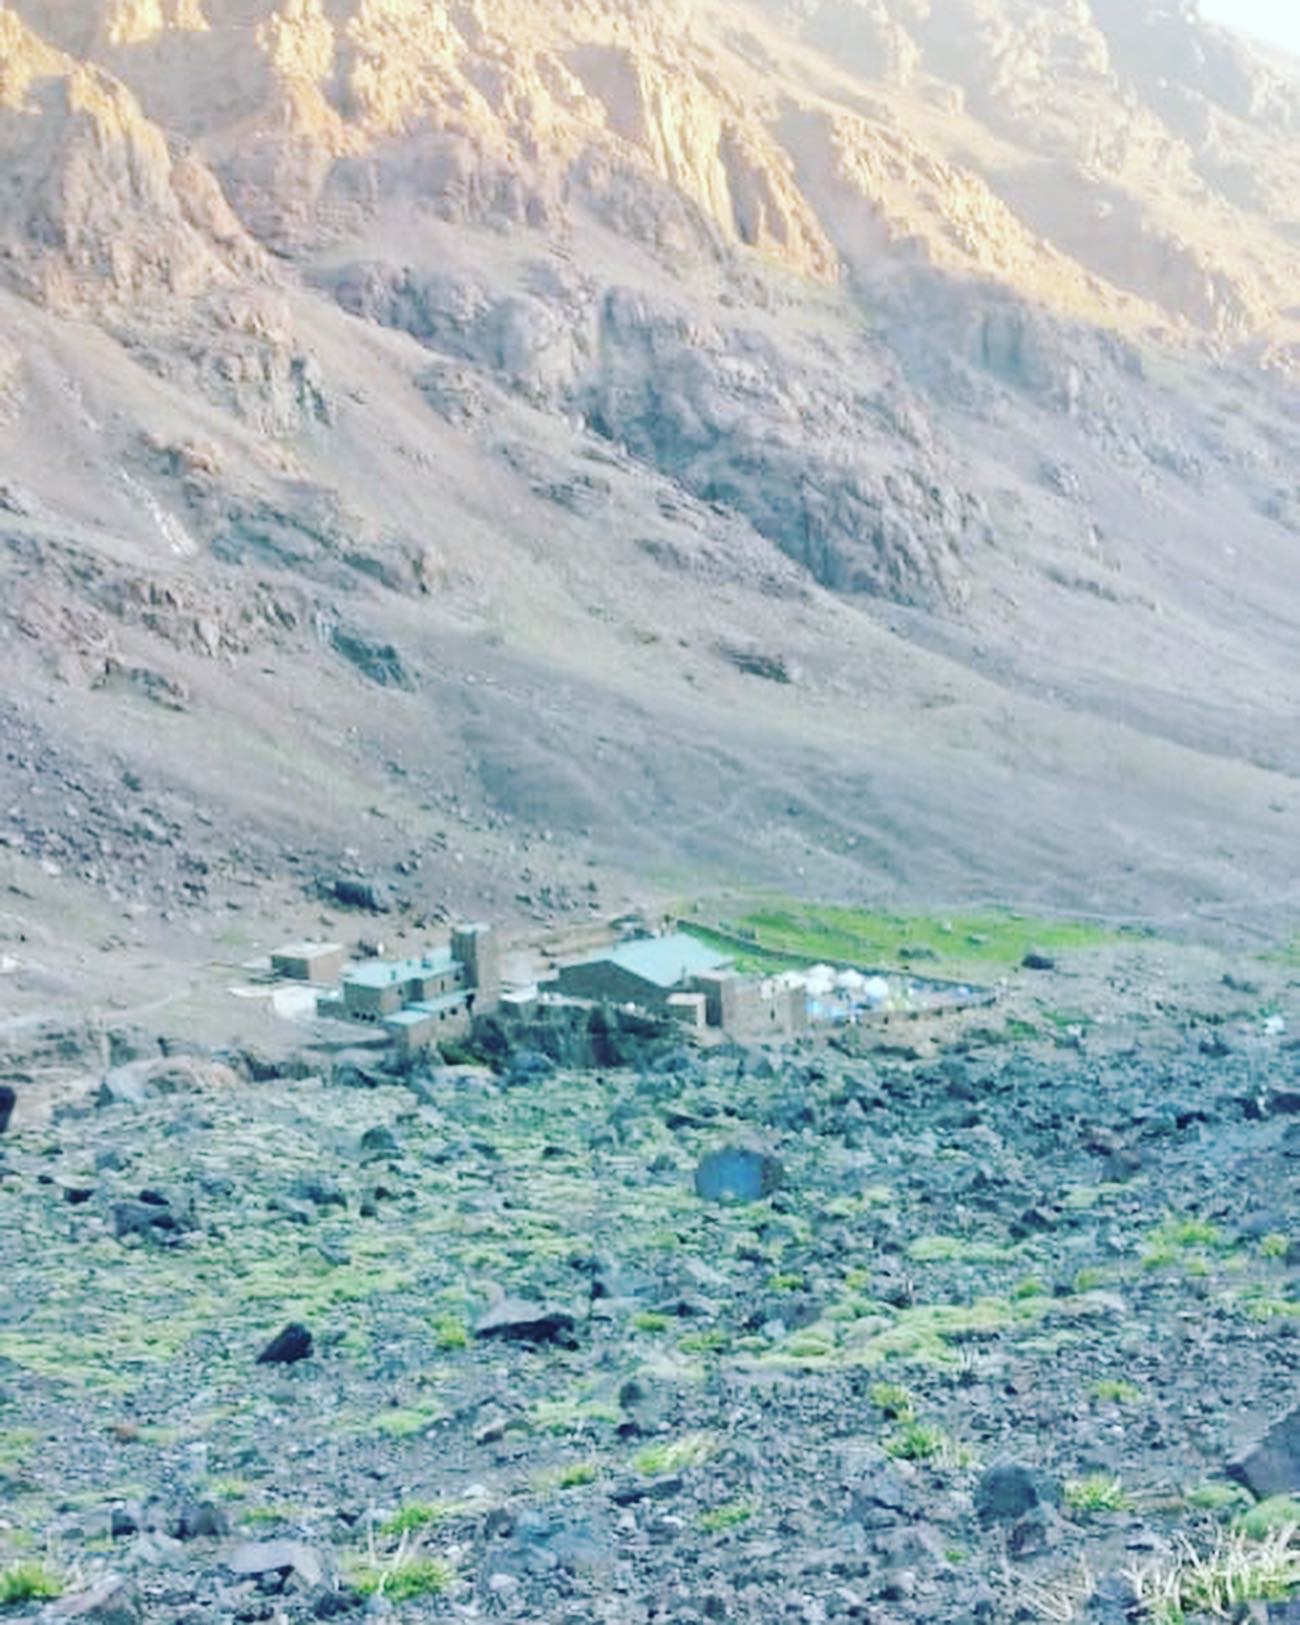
{"left": 354, "top": 1556, "right": 455, "bottom": 1602}
{"left": 699, "top": 1500, "right": 756, "bottom": 1532}
{"left": 555, "top": 1460, "right": 600, "bottom": 1490}
{"left": 0, "top": 1562, "right": 62, "bottom": 1605}
{"left": 432, "top": 1316, "right": 469, "bottom": 1351}
{"left": 1013, "top": 1276, "right": 1049, "bottom": 1301}
{"left": 633, "top": 1433, "right": 717, "bottom": 1477}
{"left": 907, "top": 1234, "right": 1019, "bottom": 1265}
{"left": 1143, "top": 1214, "right": 1227, "bottom": 1271}
{"left": 1128, "top": 1526, "right": 1300, "bottom": 1622}
{"left": 369, "top": 1405, "right": 441, "bottom": 1439}
{"left": 884, "top": 1422, "right": 972, "bottom": 1467}
{"left": 1017, "top": 1559, "right": 1097, "bottom": 1624}
{"left": 1259, "top": 1233, "right": 1291, "bottom": 1260}
{"left": 631, "top": 1312, "right": 672, "bottom": 1334}
{"left": 1064, "top": 1474, "right": 1133, "bottom": 1514}
{"left": 1236, "top": 1497, "right": 1300, "bottom": 1540}
{"left": 1184, "top": 1483, "right": 1252, "bottom": 1514}
{"left": 869, "top": 1381, "right": 916, "bottom": 1422}
{"left": 381, "top": 1504, "right": 445, "bottom": 1538}
{"left": 1088, "top": 1379, "right": 1144, "bottom": 1406}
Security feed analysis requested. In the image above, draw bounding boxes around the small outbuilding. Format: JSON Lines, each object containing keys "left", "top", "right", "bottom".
{"left": 271, "top": 942, "right": 347, "bottom": 984}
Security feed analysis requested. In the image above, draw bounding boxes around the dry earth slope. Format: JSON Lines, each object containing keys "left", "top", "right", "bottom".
{"left": 1, "top": 0, "right": 1299, "bottom": 932}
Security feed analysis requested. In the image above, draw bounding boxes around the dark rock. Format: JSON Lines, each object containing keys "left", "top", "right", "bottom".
{"left": 0, "top": 1084, "right": 14, "bottom": 1134}
{"left": 851, "top": 1465, "right": 923, "bottom": 1530}
{"left": 359, "top": 1125, "right": 400, "bottom": 1159}
{"left": 975, "top": 1464, "right": 1053, "bottom": 1525}
{"left": 618, "top": 1376, "right": 673, "bottom": 1437}
{"left": 1085, "top": 1573, "right": 1142, "bottom": 1622}
{"left": 46, "top": 1577, "right": 140, "bottom": 1623}
{"left": 694, "top": 1146, "right": 783, "bottom": 1204}
{"left": 112, "top": 1198, "right": 191, "bottom": 1245}
{"left": 257, "top": 1323, "right": 314, "bottom": 1366}
{"left": 313, "top": 1590, "right": 366, "bottom": 1618}
{"left": 1268, "top": 1089, "right": 1300, "bottom": 1116}
{"left": 1228, "top": 1406, "right": 1300, "bottom": 1499}
{"left": 1006, "top": 1505, "right": 1058, "bottom": 1559}
{"left": 227, "top": 1539, "right": 324, "bottom": 1587}
{"left": 110, "top": 1505, "right": 140, "bottom": 1539}
{"left": 505, "top": 1048, "right": 557, "bottom": 1084}
{"left": 474, "top": 1297, "right": 579, "bottom": 1348}
{"left": 1103, "top": 1145, "right": 1144, "bottom": 1181}
{"left": 610, "top": 1475, "right": 685, "bottom": 1506}
{"left": 326, "top": 876, "right": 390, "bottom": 913}
{"left": 174, "top": 1500, "right": 231, "bottom": 1540}
{"left": 329, "top": 626, "right": 414, "bottom": 690}
{"left": 1021, "top": 951, "right": 1057, "bottom": 971}
{"left": 63, "top": 1186, "right": 95, "bottom": 1205}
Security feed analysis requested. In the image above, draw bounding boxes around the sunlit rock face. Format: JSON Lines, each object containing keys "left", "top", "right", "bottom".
{"left": 1, "top": 0, "right": 1297, "bottom": 343}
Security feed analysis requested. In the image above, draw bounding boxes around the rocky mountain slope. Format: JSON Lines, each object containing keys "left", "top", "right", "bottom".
{"left": 1, "top": 0, "right": 1299, "bottom": 934}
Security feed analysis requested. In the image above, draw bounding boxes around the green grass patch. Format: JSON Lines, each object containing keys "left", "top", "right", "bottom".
{"left": 1236, "top": 1497, "right": 1300, "bottom": 1539}
{"left": 869, "top": 1382, "right": 916, "bottom": 1421}
{"left": 0, "top": 1562, "right": 61, "bottom": 1605}
{"left": 633, "top": 1433, "right": 716, "bottom": 1477}
{"left": 1185, "top": 1482, "right": 1252, "bottom": 1514}
{"left": 353, "top": 1557, "right": 454, "bottom": 1601}
{"left": 1064, "top": 1474, "right": 1132, "bottom": 1513}
{"left": 699, "top": 1501, "right": 757, "bottom": 1532}
{"left": 381, "top": 1504, "right": 449, "bottom": 1538}
{"left": 1089, "top": 1379, "right": 1144, "bottom": 1406}
{"left": 684, "top": 900, "right": 1122, "bottom": 978}
{"left": 907, "top": 1234, "right": 1020, "bottom": 1265}
{"left": 432, "top": 1316, "right": 469, "bottom": 1351}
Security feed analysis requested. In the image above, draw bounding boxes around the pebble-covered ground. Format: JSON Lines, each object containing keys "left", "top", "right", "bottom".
{"left": 1, "top": 1006, "right": 1298, "bottom": 1623}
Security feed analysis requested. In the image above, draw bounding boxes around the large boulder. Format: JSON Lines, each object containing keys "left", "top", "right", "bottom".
{"left": 474, "top": 1298, "right": 578, "bottom": 1348}
{"left": 257, "top": 1323, "right": 314, "bottom": 1366}
{"left": 45, "top": 1577, "right": 140, "bottom": 1623}
{"left": 0, "top": 1084, "right": 14, "bottom": 1134}
{"left": 226, "top": 1539, "right": 323, "bottom": 1588}
{"left": 694, "top": 1145, "right": 783, "bottom": 1203}
{"left": 1229, "top": 1407, "right": 1300, "bottom": 1500}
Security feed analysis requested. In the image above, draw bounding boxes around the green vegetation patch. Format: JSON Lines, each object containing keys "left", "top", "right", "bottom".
{"left": 0, "top": 1562, "right": 62, "bottom": 1605}
{"left": 634, "top": 1433, "right": 717, "bottom": 1477}
{"left": 684, "top": 899, "right": 1124, "bottom": 978}
{"left": 1065, "top": 1474, "right": 1132, "bottom": 1513}
{"left": 353, "top": 1556, "right": 455, "bottom": 1602}
{"left": 1237, "top": 1497, "right": 1300, "bottom": 1539}
{"left": 907, "top": 1234, "right": 1021, "bottom": 1265}
{"left": 700, "top": 1501, "right": 757, "bottom": 1532}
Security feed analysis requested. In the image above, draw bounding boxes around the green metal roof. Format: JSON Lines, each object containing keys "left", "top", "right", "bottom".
{"left": 577, "top": 934, "right": 731, "bottom": 989}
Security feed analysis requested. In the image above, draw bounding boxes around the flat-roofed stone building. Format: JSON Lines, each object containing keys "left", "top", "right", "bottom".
{"left": 271, "top": 942, "right": 347, "bottom": 983}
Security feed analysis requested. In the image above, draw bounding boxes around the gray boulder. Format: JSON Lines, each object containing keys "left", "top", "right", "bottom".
{"left": 474, "top": 1298, "right": 578, "bottom": 1348}
{"left": 694, "top": 1146, "right": 783, "bottom": 1203}
{"left": 1229, "top": 1407, "right": 1300, "bottom": 1499}
{"left": 227, "top": 1539, "right": 324, "bottom": 1588}
{"left": 45, "top": 1577, "right": 140, "bottom": 1623}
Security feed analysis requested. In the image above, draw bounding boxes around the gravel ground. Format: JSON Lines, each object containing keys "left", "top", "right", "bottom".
{"left": 0, "top": 998, "right": 1298, "bottom": 1623}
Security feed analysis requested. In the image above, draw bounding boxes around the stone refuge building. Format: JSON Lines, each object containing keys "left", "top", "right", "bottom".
{"left": 551, "top": 933, "right": 807, "bottom": 1039}
{"left": 317, "top": 924, "right": 500, "bottom": 1053}
{"left": 271, "top": 941, "right": 347, "bottom": 983}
